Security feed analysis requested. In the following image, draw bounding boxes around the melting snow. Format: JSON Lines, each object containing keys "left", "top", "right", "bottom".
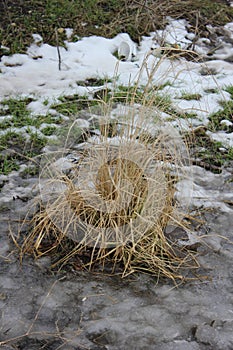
{"left": 1, "top": 18, "right": 233, "bottom": 213}
{"left": 0, "top": 18, "right": 233, "bottom": 125}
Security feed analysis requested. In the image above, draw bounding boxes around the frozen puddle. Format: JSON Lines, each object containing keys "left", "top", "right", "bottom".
{"left": 0, "top": 164, "right": 233, "bottom": 350}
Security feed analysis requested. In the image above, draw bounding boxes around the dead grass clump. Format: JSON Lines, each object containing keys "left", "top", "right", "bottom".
{"left": 19, "top": 47, "right": 207, "bottom": 280}
{"left": 21, "top": 100, "right": 199, "bottom": 281}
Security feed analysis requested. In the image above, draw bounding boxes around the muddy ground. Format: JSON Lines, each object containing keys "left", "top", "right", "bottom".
{"left": 0, "top": 162, "right": 233, "bottom": 350}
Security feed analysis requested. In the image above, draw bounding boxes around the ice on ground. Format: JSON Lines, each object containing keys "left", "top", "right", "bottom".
{"left": 176, "top": 165, "right": 233, "bottom": 213}
{"left": 1, "top": 15, "right": 233, "bottom": 350}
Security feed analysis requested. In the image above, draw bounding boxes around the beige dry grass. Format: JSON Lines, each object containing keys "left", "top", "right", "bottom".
{"left": 20, "top": 52, "right": 202, "bottom": 281}
{"left": 22, "top": 121, "right": 197, "bottom": 280}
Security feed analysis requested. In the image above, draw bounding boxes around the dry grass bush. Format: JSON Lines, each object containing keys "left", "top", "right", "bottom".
{"left": 20, "top": 52, "right": 203, "bottom": 282}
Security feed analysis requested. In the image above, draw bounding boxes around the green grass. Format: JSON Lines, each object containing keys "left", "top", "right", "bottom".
{"left": 0, "top": 131, "right": 25, "bottom": 175}
{"left": 152, "top": 94, "right": 173, "bottom": 113}
{"left": 0, "top": 86, "right": 231, "bottom": 176}
{"left": 109, "top": 85, "right": 200, "bottom": 118}
{"left": 166, "top": 111, "right": 198, "bottom": 121}
{"left": 76, "top": 78, "right": 112, "bottom": 87}
{"left": 0, "top": 129, "right": 46, "bottom": 175}
{"left": 204, "top": 88, "right": 219, "bottom": 94}
{"left": 0, "top": 98, "right": 64, "bottom": 130}
{"left": 0, "top": 130, "right": 26, "bottom": 149}
{"left": 196, "top": 141, "right": 233, "bottom": 168}
{"left": 108, "top": 85, "right": 173, "bottom": 112}
{"left": 52, "top": 95, "right": 98, "bottom": 116}
{"left": 192, "top": 85, "right": 233, "bottom": 171}
{"left": 225, "top": 85, "right": 233, "bottom": 98}
{"left": 192, "top": 127, "right": 233, "bottom": 172}
{"left": 0, "top": 98, "right": 33, "bottom": 129}
{"left": 179, "top": 93, "right": 202, "bottom": 101}
{"left": 49, "top": 122, "right": 83, "bottom": 147}
{"left": 208, "top": 86, "right": 233, "bottom": 132}
{"left": 40, "top": 125, "right": 57, "bottom": 136}
{"left": 0, "top": 94, "right": 99, "bottom": 174}
{"left": 1, "top": 0, "right": 233, "bottom": 55}
{"left": 110, "top": 85, "right": 144, "bottom": 103}
{"left": 26, "top": 131, "right": 47, "bottom": 157}
{"left": 21, "top": 165, "right": 39, "bottom": 178}
{"left": 153, "top": 81, "right": 172, "bottom": 91}
{"left": 0, "top": 156, "right": 20, "bottom": 175}
{"left": 209, "top": 100, "right": 233, "bottom": 132}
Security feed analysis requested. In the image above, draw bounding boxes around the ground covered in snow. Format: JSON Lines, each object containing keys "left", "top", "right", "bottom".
{"left": 0, "top": 15, "right": 233, "bottom": 350}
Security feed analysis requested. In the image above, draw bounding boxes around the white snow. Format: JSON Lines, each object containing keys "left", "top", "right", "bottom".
{"left": 65, "top": 28, "right": 73, "bottom": 40}
{"left": 27, "top": 100, "right": 51, "bottom": 116}
{"left": 1, "top": 18, "right": 233, "bottom": 214}
{"left": 32, "top": 33, "right": 43, "bottom": 44}
{"left": 0, "top": 18, "right": 233, "bottom": 122}
{"left": 0, "top": 115, "right": 13, "bottom": 122}
{"left": 221, "top": 119, "right": 233, "bottom": 127}
{"left": 207, "top": 130, "right": 233, "bottom": 148}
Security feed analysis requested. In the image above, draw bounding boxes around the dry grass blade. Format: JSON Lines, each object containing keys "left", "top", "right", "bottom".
{"left": 20, "top": 51, "right": 202, "bottom": 281}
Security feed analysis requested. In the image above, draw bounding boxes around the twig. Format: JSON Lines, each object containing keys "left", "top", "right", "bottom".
{"left": 55, "top": 28, "right": 62, "bottom": 71}
{"left": 189, "top": 11, "right": 200, "bottom": 52}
